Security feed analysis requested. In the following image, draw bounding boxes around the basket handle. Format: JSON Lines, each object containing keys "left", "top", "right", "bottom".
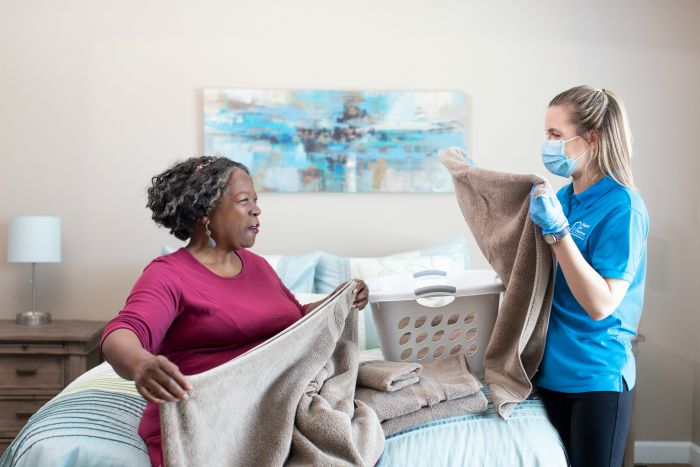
{"left": 413, "top": 270, "right": 447, "bottom": 278}
{"left": 414, "top": 285, "right": 457, "bottom": 296}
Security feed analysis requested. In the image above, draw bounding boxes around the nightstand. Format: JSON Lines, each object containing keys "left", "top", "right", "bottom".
{"left": 0, "top": 320, "right": 106, "bottom": 455}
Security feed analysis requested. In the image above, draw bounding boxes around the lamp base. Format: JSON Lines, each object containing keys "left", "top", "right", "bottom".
{"left": 16, "top": 311, "right": 52, "bottom": 326}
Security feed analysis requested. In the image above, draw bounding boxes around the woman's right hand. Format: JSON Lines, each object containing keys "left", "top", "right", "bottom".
{"left": 133, "top": 354, "right": 192, "bottom": 404}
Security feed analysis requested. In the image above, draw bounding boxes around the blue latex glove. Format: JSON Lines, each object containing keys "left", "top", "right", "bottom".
{"left": 451, "top": 147, "right": 478, "bottom": 167}
{"left": 529, "top": 183, "right": 569, "bottom": 235}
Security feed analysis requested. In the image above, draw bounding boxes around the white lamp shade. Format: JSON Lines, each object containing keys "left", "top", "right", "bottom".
{"left": 7, "top": 216, "right": 62, "bottom": 263}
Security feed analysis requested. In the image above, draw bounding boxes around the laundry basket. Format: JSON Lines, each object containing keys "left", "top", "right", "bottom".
{"left": 366, "top": 269, "right": 504, "bottom": 378}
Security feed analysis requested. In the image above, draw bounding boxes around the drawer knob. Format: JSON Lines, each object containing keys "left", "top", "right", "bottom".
{"left": 15, "top": 411, "right": 34, "bottom": 419}
{"left": 16, "top": 368, "right": 38, "bottom": 376}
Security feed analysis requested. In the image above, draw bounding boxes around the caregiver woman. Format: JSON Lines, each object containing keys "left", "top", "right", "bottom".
{"left": 530, "top": 85, "right": 649, "bottom": 467}
{"left": 100, "top": 156, "right": 369, "bottom": 467}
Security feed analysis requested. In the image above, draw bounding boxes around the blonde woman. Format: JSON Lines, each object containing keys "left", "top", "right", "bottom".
{"left": 529, "top": 86, "right": 649, "bottom": 467}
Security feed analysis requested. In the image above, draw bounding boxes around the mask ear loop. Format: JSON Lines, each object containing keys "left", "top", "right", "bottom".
{"left": 563, "top": 135, "right": 588, "bottom": 160}
{"left": 573, "top": 147, "right": 589, "bottom": 161}
{"left": 578, "top": 131, "right": 598, "bottom": 184}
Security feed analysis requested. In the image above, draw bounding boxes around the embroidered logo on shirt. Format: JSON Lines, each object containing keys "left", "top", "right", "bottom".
{"left": 570, "top": 221, "right": 590, "bottom": 240}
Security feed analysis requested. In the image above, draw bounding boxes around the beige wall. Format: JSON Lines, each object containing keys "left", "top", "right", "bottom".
{"left": 1, "top": 0, "right": 699, "bottom": 442}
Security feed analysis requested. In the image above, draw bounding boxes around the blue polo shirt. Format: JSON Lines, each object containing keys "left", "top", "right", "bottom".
{"left": 536, "top": 176, "right": 649, "bottom": 393}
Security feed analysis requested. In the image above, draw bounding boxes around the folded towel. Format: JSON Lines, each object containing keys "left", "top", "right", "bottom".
{"left": 441, "top": 149, "right": 555, "bottom": 419}
{"left": 357, "top": 360, "right": 422, "bottom": 392}
{"left": 381, "top": 391, "right": 488, "bottom": 437}
{"left": 160, "top": 281, "right": 385, "bottom": 467}
{"left": 355, "top": 354, "right": 481, "bottom": 421}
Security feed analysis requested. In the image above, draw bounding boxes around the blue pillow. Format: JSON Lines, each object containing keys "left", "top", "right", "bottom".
{"left": 261, "top": 251, "right": 321, "bottom": 294}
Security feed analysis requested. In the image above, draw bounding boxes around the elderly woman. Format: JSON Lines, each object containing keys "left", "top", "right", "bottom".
{"left": 101, "top": 156, "right": 369, "bottom": 467}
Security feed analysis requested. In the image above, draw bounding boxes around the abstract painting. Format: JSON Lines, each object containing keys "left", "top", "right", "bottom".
{"left": 203, "top": 89, "right": 467, "bottom": 192}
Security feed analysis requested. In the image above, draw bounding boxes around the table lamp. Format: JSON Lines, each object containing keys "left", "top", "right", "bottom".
{"left": 7, "top": 216, "right": 62, "bottom": 325}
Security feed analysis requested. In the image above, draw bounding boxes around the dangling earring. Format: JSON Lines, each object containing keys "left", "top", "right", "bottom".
{"left": 205, "top": 221, "right": 216, "bottom": 248}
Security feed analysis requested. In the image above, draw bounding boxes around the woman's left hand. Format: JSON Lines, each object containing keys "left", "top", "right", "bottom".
{"left": 352, "top": 279, "right": 369, "bottom": 310}
{"left": 530, "top": 183, "right": 569, "bottom": 235}
{"left": 443, "top": 147, "right": 478, "bottom": 166}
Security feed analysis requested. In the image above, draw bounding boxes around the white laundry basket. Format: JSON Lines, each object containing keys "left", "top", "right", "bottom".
{"left": 366, "top": 269, "right": 504, "bottom": 378}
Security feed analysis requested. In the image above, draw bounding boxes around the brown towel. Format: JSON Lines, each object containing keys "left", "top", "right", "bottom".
{"left": 381, "top": 391, "right": 488, "bottom": 437}
{"left": 160, "top": 281, "right": 384, "bottom": 467}
{"left": 355, "top": 354, "right": 481, "bottom": 421}
{"left": 441, "top": 149, "right": 555, "bottom": 419}
{"left": 357, "top": 360, "right": 422, "bottom": 392}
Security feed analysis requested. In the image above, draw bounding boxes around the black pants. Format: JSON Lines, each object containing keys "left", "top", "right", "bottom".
{"left": 538, "top": 384, "right": 634, "bottom": 467}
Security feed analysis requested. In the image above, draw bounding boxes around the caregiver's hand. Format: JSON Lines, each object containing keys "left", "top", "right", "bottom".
{"left": 444, "top": 147, "right": 478, "bottom": 166}
{"left": 529, "top": 183, "right": 569, "bottom": 235}
{"left": 352, "top": 279, "right": 369, "bottom": 310}
{"left": 133, "top": 354, "right": 192, "bottom": 404}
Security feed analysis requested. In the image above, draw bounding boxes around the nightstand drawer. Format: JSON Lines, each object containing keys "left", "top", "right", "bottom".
{"left": 0, "top": 355, "right": 65, "bottom": 389}
{"left": 0, "top": 398, "right": 50, "bottom": 436}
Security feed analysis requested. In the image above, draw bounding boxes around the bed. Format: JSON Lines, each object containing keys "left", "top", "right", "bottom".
{"left": 0, "top": 353, "right": 567, "bottom": 467}
{"left": 0, "top": 238, "right": 568, "bottom": 466}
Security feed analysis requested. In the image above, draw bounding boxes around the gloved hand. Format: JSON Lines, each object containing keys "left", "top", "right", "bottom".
{"left": 529, "top": 183, "right": 568, "bottom": 235}
{"left": 445, "top": 147, "right": 478, "bottom": 167}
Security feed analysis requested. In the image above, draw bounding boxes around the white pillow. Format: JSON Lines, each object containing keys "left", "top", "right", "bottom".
{"left": 353, "top": 254, "right": 465, "bottom": 281}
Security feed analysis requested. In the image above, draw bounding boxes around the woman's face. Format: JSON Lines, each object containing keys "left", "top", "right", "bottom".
{"left": 208, "top": 169, "right": 261, "bottom": 250}
{"left": 544, "top": 105, "right": 590, "bottom": 165}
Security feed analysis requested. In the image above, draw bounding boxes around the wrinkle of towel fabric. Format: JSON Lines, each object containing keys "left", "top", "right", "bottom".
{"left": 160, "top": 281, "right": 385, "bottom": 467}
{"left": 355, "top": 354, "right": 488, "bottom": 436}
{"left": 357, "top": 360, "right": 422, "bottom": 392}
{"left": 355, "top": 355, "right": 482, "bottom": 422}
{"left": 441, "top": 150, "right": 555, "bottom": 419}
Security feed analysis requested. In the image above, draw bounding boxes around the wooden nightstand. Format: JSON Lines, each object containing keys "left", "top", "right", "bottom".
{"left": 0, "top": 320, "right": 106, "bottom": 455}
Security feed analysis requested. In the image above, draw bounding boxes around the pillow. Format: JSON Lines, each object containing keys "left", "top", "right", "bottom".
{"left": 314, "top": 237, "right": 470, "bottom": 350}
{"left": 354, "top": 254, "right": 466, "bottom": 280}
{"left": 161, "top": 246, "right": 321, "bottom": 294}
{"left": 313, "top": 236, "right": 470, "bottom": 294}
{"left": 161, "top": 244, "right": 179, "bottom": 255}
{"left": 260, "top": 251, "right": 321, "bottom": 294}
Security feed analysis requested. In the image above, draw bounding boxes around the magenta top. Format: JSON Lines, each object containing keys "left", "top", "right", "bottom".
{"left": 101, "top": 248, "right": 308, "bottom": 466}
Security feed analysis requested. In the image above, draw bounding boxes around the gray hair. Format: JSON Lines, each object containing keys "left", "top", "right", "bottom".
{"left": 147, "top": 156, "right": 250, "bottom": 240}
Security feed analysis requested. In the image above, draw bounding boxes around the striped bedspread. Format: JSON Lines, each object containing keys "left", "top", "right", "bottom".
{"left": 0, "top": 364, "right": 149, "bottom": 467}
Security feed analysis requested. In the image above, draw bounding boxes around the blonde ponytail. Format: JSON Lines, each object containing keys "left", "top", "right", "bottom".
{"left": 550, "top": 85, "right": 635, "bottom": 188}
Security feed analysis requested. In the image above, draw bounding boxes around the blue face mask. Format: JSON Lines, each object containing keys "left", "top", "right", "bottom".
{"left": 541, "top": 136, "right": 588, "bottom": 178}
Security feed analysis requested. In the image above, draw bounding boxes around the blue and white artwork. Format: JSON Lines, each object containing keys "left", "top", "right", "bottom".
{"left": 203, "top": 89, "right": 467, "bottom": 192}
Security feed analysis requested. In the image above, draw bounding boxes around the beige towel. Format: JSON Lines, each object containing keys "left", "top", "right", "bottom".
{"left": 355, "top": 354, "right": 481, "bottom": 421}
{"left": 357, "top": 360, "right": 422, "bottom": 392}
{"left": 381, "top": 391, "right": 488, "bottom": 437}
{"left": 160, "top": 281, "right": 385, "bottom": 467}
{"left": 441, "top": 149, "right": 555, "bottom": 419}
